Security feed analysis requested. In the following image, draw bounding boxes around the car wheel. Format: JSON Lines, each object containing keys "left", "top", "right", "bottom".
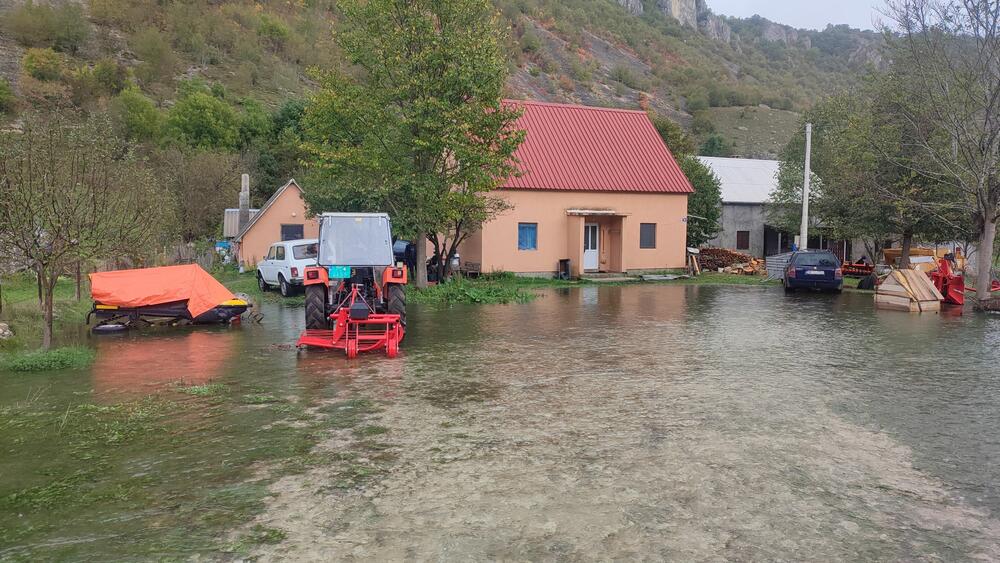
{"left": 783, "top": 281, "right": 795, "bottom": 294}
{"left": 279, "top": 275, "right": 291, "bottom": 297}
{"left": 257, "top": 273, "right": 269, "bottom": 291}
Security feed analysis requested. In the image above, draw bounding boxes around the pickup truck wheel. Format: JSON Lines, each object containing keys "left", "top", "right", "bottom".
{"left": 257, "top": 273, "right": 269, "bottom": 291}
{"left": 387, "top": 283, "right": 406, "bottom": 327}
{"left": 279, "top": 275, "right": 292, "bottom": 297}
{"left": 304, "top": 285, "right": 329, "bottom": 329}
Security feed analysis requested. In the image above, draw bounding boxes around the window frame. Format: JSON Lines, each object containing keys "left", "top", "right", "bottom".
{"left": 280, "top": 223, "right": 304, "bottom": 241}
{"left": 275, "top": 245, "right": 286, "bottom": 261}
{"left": 736, "top": 230, "right": 750, "bottom": 250}
{"left": 639, "top": 223, "right": 657, "bottom": 249}
{"left": 517, "top": 222, "right": 538, "bottom": 251}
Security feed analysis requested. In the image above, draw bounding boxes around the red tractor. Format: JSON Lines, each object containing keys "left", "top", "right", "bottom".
{"left": 296, "top": 213, "right": 407, "bottom": 358}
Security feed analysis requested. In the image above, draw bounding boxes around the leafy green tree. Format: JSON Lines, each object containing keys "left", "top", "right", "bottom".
{"left": 651, "top": 115, "right": 695, "bottom": 156}
{"left": 678, "top": 156, "right": 723, "bottom": 247}
{"left": 883, "top": 0, "right": 1000, "bottom": 303}
{"left": 164, "top": 91, "right": 240, "bottom": 149}
{"left": 0, "top": 113, "right": 171, "bottom": 348}
{"left": 238, "top": 98, "right": 273, "bottom": 147}
{"left": 770, "top": 79, "right": 962, "bottom": 263}
{"left": 699, "top": 134, "right": 732, "bottom": 157}
{"left": 110, "top": 86, "right": 163, "bottom": 142}
{"left": 301, "top": 0, "right": 525, "bottom": 286}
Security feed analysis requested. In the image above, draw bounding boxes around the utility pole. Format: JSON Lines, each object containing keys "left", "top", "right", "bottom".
{"left": 799, "top": 123, "right": 812, "bottom": 251}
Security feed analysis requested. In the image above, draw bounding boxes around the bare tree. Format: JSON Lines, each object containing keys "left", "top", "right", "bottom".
{"left": 883, "top": 0, "right": 1000, "bottom": 304}
{"left": 0, "top": 113, "right": 171, "bottom": 348}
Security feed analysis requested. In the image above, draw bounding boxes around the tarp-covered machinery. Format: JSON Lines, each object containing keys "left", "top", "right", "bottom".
{"left": 296, "top": 213, "right": 407, "bottom": 358}
{"left": 87, "top": 264, "right": 249, "bottom": 330}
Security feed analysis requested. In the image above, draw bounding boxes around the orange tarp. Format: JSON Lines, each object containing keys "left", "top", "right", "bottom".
{"left": 89, "top": 264, "right": 236, "bottom": 319}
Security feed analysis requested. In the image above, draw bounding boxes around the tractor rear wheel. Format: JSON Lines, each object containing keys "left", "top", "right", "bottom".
{"left": 304, "top": 284, "right": 329, "bottom": 329}
{"left": 387, "top": 284, "right": 406, "bottom": 327}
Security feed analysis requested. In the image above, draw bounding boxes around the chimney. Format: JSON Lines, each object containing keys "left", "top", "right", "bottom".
{"left": 238, "top": 174, "right": 250, "bottom": 232}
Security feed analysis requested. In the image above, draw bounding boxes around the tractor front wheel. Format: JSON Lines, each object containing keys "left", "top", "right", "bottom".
{"left": 387, "top": 283, "right": 406, "bottom": 327}
{"left": 304, "top": 284, "right": 329, "bottom": 329}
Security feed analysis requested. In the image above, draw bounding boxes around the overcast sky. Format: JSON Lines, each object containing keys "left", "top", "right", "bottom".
{"left": 709, "top": 0, "right": 889, "bottom": 31}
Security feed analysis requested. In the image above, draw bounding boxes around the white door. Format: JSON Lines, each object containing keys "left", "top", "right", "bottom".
{"left": 584, "top": 223, "right": 599, "bottom": 271}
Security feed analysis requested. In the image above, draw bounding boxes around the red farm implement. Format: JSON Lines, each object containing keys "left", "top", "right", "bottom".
{"left": 296, "top": 283, "right": 404, "bottom": 358}
{"left": 295, "top": 213, "right": 407, "bottom": 358}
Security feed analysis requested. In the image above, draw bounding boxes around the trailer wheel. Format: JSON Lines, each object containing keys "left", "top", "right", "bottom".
{"left": 304, "top": 284, "right": 329, "bottom": 329}
{"left": 387, "top": 283, "right": 406, "bottom": 327}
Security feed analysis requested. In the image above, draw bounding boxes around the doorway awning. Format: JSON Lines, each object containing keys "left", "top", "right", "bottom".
{"left": 565, "top": 208, "right": 629, "bottom": 216}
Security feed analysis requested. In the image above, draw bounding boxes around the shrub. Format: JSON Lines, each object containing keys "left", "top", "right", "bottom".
{"left": 520, "top": 29, "right": 541, "bottom": 53}
{"left": 699, "top": 134, "right": 733, "bottom": 157}
{"left": 165, "top": 91, "right": 240, "bottom": 149}
{"left": 69, "top": 59, "right": 127, "bottom": 106}
{"left": 1, "top": 1, "right": 90, "bottom": 53}
{"left": 22, "top": 48, "right": 65, "bottom": 81}
{"left": 0, "top": 78, "right": 14, "bottom": 114}
{"left": 132, "top": 28, "right": 178, "bottom": 85}
{"left": 257, "top": 14, "right": 290, "bottom": 49}
{"left": 110, "top": 86, "right": 163, "bottom": 141}
{"left": 2, "top": 347, "right": 96, "bottom": 372}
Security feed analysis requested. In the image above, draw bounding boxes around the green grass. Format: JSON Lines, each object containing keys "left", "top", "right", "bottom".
{"left": 699, "top": 106, "right": 802, "bottom": 159}
{"left": 1, "top": 346, "right": 95, "bottom": 372}
{"left": 1, "top": 273, "right": 91, "bottom": 351}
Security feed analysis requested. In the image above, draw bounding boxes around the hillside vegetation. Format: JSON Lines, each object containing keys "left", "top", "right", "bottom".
{"left": 0, "top": 0, "right": 873, "bottom": 180}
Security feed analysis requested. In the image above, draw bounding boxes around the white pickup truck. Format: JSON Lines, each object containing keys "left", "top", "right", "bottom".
{"left": 256, "top": 239, "right": 318, "bottom": 297}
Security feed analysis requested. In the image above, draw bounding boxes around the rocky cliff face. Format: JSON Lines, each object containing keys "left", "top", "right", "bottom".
{"left": 657, "top": 0, "right": 698, "bottom": 28}
{"left": 615, "top": 0, "right": 644, "bottom": 16}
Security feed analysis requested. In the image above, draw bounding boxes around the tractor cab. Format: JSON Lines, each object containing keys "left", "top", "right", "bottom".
{"left": 297, "top": 213, "right": 407, "bottom": 357}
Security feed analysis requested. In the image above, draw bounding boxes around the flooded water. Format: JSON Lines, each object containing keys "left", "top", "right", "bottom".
{"left": 3, "top": 285, "right": 1000, "bottom": 560}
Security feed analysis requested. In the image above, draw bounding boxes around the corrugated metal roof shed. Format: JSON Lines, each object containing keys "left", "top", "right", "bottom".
{"left": 697, "top": 156, "right": 779, "bottom": 204}
{"left": 502, "top": 100, "right": 694, "bottom": 194}
{"left": 223, "top": 208, "right": 259, "bottom": 238}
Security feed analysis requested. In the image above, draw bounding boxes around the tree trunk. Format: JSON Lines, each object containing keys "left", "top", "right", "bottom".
{"left": 41, "top": 274, "right": 55, "bottom": 350}
{"left": 75, "top": 262, "right": 82, "bottom": 301}
{"left": 976, "top": 216, "right": 997, "bottom": 304}
{"left": 900, "top": 232, "right": 913, "bottom": 269}
{"left": 414, "top": 236, "right": 428, "bottom": 289}
{"left": 36, "top": 266, "right": 43, "bottom": 306}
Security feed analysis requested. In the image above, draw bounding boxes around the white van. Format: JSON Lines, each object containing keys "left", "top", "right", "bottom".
{"left": 256, "top": 239, "right": 318, "bottom": 296}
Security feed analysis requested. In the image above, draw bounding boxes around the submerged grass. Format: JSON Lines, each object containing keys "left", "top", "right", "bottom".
{"left": 0, "top": 374, "right": 388, "bottom": 560}
{"left": 1, "top": 346, "right": 95, "bottom": 372}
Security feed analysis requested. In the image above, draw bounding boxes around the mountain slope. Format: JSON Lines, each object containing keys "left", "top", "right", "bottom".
{"left": 0, "top": 0, "right": 877, "bottom": 157}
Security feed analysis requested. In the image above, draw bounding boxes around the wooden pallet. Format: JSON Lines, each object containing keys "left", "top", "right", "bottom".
{"left": 875, "top": 269, "right": 943, "bottom": 312}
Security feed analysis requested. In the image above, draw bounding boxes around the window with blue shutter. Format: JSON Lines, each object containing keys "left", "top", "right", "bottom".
{"left": 518, "top": 223, "right": 538, "bottom": 250}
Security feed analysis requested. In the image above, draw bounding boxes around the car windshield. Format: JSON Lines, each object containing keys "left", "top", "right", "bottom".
{"left": 293, "top": 243, "right": 318, "bottom": 260}
{"left": 795, "top": 253, "right": 839, "bottom": 267}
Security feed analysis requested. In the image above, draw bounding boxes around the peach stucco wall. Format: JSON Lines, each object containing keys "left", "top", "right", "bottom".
{"left": 238, "top": 185, "right": 319, "bottom": 266}
{"left": 462, "top": 189, "right": 688, "bottom": 275}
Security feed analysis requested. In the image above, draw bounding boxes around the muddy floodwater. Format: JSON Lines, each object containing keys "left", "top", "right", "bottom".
{"left": 3, "top": 284, "right": 1000, "bottom": 560}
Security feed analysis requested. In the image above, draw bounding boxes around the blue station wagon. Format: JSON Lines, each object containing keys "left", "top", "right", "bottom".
{"left": 783, "top": 251, "right": 843, "bottom": 293}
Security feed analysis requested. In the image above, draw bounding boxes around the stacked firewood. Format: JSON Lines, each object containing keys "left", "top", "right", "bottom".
{"left": 699, "top": 248, "right": 765, "bottom": 276}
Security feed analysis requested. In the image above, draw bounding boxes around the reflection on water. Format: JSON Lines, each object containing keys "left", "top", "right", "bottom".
{"left": 3, "top": 284, "right": 1000, "bottom": 560}
{"left": 91, "top": 329, "right": 238, "bottom": 395}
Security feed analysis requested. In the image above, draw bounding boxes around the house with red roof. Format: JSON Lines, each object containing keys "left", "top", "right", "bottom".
{"left": 459, "top": 100, "right": 693, "bottom": 277}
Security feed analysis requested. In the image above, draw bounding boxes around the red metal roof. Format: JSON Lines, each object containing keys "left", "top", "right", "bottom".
{"left": 501, "top": 100, "right": 694, "bottom": 194}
